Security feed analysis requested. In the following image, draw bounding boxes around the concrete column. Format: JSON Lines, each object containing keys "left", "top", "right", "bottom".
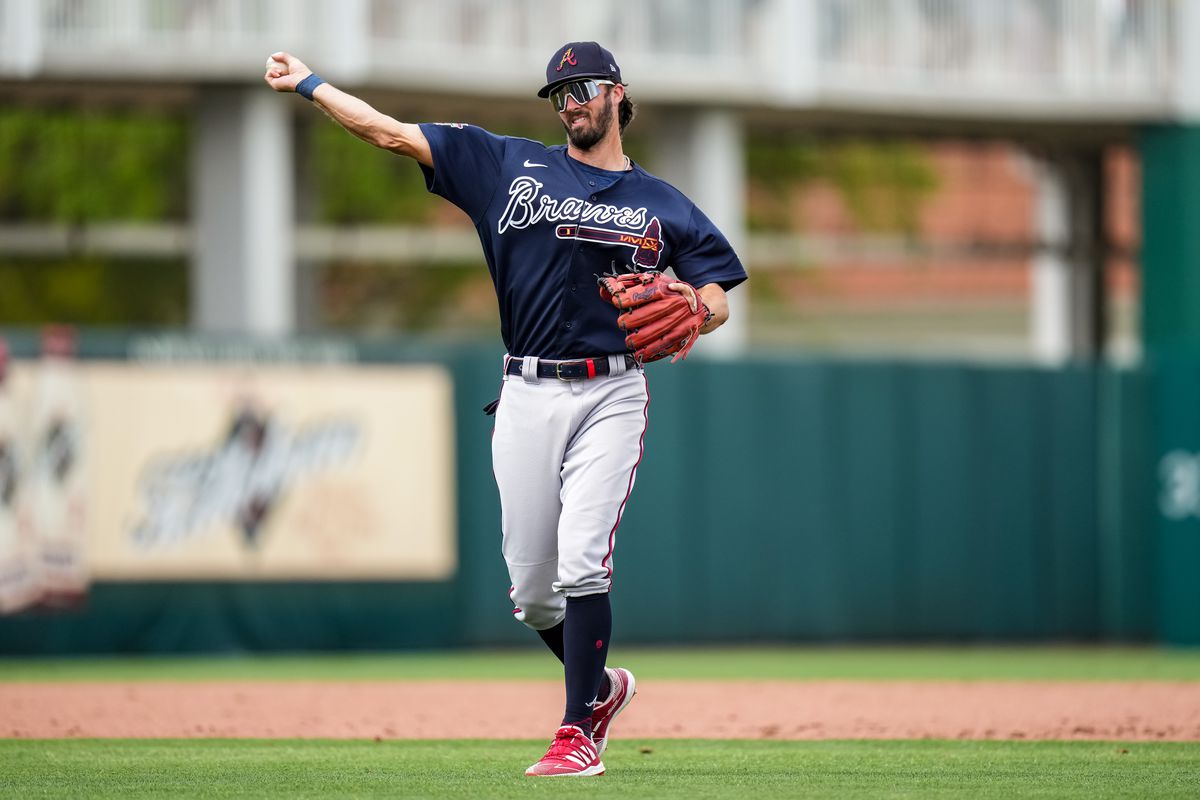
{"left": 191, "top": 88, "right": 295, "bottom": 334}
{"left": 650, "top": 108, "right": 748, "bottom": 356}
{"left": 1029, "top": 151, "right": 1106, "bottom": 362}
{"left": 1067, "top": 153, "right": 1107, "bottom": 359}
{"left": 293, "top": 116, "right": 323, "bottom": 333}
{"left": 1030, "top": 157, "right": 1071, "bottom": 364}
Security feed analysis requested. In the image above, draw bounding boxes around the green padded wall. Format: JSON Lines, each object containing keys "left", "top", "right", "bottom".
{"left": 0, "top": 334, "right": 1157, "bottom": 652}
{"left": 1140, "top": 125, "right": 1200, "bottom": 644}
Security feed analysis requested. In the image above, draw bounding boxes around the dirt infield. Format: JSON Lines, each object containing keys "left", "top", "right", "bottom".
{"left": 4, "top": 681, "right": 1199, "bottom": 740}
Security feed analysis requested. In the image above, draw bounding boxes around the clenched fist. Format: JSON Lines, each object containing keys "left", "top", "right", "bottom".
{"left": 263, "top": 51, "right": 312, "bottom": 92}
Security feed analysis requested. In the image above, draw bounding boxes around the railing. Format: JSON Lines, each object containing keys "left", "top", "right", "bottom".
{"left": 0, "top": 0, "right": 1182, "bottom": 117}
{"left": 817, "top": 0, "right": 1175, "bottom": 101}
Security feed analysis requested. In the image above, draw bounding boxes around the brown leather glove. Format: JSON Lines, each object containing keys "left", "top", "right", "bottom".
{"left": 597, "top": 269, "right": 711, "bottom": 363}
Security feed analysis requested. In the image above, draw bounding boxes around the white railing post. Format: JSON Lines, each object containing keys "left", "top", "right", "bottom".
{"left": 767, "top": 0, "right": 817, "bottom": 103}
{"left": 320, "top": 0, "right": 370, "bottom": 83}
{"left": 894, "top": 0, "right": 919, "bottom": 85}
{"left": 1174, "top": 0, "right": 1200, "bottom": 120}
{"left": 0, "top": 0, "right": 42, "bottom": 76}
{"left": 111, "top": 0, "right": 142, "bottom": 45}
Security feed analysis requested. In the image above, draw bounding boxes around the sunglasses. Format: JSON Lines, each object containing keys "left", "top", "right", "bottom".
{"left": 549, "top": 79, "right": 616, "bottom": 112}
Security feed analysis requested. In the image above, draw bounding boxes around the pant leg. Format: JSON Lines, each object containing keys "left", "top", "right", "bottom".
{"left": 492, "top": 373, "right": 571, "bottom": 630}
{"left": 555, "top": 370, "right": 649, "bottom": 597}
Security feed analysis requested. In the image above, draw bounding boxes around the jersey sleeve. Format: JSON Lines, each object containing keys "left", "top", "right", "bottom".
{"left": 671, "top": 204, "right": 748, "bottom": 292}
{"left": 417, "top": 123, "right": 507, "bottom": 223}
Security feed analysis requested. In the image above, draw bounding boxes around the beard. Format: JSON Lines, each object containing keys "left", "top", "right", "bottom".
{"left": 563, "top": 95, "right": 615, "bottom": 150}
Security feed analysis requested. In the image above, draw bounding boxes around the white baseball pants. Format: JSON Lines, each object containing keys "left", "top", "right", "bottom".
{"left": 491, "top": 355, "right": 649, "bottom": 631}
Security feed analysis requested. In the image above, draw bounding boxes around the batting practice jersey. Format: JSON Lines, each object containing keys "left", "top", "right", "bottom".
{"left": 418, "top": 123, "right": 747, "bottom": 359}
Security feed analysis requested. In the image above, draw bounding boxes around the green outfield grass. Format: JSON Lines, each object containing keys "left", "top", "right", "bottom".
{"left": 2, "top": 740, "right": 1197, "bottom": 799}
{"left": 1, "top": 645, "right": 1198, "bottom": 682}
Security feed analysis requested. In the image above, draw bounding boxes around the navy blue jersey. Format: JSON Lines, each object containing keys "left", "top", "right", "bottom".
{"left": 418, "top": 123, "right": 747, "bottom": 359}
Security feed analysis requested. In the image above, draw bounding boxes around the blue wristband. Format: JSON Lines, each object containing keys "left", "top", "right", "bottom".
{"left": 295, "top": 73, "right": 326, "bottom": 101}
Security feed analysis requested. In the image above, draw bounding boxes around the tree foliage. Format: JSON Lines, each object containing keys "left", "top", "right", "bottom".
{"left": 0, "top": 258, "right": 186, "bottom": 325}
{"left": 0, "top": 107, "right": 188, "bottom": 222}
{"left": 310, "top": 118, "right": 438, "bottom": 224}
{"left": 746, "top": 135, "right": 938, "bottom": 235}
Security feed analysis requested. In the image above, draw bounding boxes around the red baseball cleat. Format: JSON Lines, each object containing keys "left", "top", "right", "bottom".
{"left": 591, "top": 666, "right": 637, "bottom": 755}
{"left": 525, "top": 725, "right": 605, "bottom": 777}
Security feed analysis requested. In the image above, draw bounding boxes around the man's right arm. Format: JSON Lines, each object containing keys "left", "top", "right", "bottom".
{"left": 264, "top": 52, "right": 432, "bottom": 167}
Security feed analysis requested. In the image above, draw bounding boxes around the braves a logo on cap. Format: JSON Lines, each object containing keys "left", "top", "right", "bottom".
{"left": 557, "top": 48, "right": 577, "bottom": 71}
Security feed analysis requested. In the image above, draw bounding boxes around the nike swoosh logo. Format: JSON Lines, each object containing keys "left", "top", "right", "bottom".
{"left": 524, "top": 159, "right": 548, "bottom": 168}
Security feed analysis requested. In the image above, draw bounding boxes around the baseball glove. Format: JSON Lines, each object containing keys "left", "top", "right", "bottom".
{"left": 597, "top": 269, "right": 712, "bottom": 363}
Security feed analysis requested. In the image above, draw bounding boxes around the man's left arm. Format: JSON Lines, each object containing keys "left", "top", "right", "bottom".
{"left": 696, "top": 283, "right": 728, "bottom": 335}
{"left": 669, "top": 205, "right": 744, "bottom": 337}
{"left": 665, "top": 281, "right": 729, "bottom": 335}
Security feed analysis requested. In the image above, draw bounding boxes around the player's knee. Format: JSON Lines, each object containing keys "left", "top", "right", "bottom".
{"left": 508, "top": 584, "right": 564, "bottom": 630}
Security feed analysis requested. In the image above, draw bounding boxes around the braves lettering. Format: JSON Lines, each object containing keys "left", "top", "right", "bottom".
{"left": 498, "top": 176, "right": 648, "bottom": 234}
{"left": 557, "top": 48, "right": 577, "bottom": 71}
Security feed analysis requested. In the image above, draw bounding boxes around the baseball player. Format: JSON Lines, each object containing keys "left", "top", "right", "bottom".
{"left": 265, "top": 40, "right": 746, "bottom": 776}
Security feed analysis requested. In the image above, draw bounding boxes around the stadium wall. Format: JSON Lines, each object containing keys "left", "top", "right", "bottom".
{"left": 0, "top": 334, "right": 1158, "bottom": 653}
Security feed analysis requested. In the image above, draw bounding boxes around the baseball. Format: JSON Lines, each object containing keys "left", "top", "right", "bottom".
{"left": 265, "top": 56, "right": 287, "bottom": 74}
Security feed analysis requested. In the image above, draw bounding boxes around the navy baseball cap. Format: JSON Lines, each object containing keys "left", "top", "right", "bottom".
{"left": 537, "top": 41, "right": 624, "bottom": 98}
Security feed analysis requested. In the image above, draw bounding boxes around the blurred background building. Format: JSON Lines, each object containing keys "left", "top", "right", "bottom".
{"left": 3, "top": 0, "right": 1200, "bottom": 651}
{"left": 0, "top": 0, "right": 1182, "bottom": 360}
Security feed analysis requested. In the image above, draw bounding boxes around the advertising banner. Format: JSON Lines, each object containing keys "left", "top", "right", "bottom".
{"left": 0, "top": 354, "right": 457, "bottom": 607}
{"left": 85, "top": 362, "right": 457, "bottom": 580}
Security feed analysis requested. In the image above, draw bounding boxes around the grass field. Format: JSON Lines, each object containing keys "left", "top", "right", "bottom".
{"left": 4, "top": 647, "right": 1199, "bottom": 798}
{"left": 2, "top": 645, "right": 1199, "bottom": 682}
{"left": 3, "top": 739, "right": 1199, "bottom": 799}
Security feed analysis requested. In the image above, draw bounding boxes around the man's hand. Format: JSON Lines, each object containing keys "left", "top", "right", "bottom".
{"left": 263, "top": 51, "right": 312, "bottom": 93}
{"left": 694, "top": 283, "right": 729, "bottom": 334}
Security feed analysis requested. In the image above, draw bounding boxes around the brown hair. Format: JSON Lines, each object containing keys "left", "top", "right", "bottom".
{"left": 618, "top": 94, "right": 636, "bottom": 136}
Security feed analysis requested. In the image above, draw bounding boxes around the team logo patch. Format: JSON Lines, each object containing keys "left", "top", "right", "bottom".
{"left": 556, "top": 216, "right": 663, "bottom": 268}
{"left": 557, "top": 48, "right": 577, "bottom": 71}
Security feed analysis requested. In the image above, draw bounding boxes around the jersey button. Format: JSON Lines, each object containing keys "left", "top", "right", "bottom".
{"left": 564, "top": 321, "right": 573, "bottom": 329}
{"left": 590, "top": 195, "right": 597, "bottom": 201}
{"left": 588, "top": 181, "right": 596, "bottom": 187}
{"left": 570, "top": 283, "right": 577, "bottom": 292}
